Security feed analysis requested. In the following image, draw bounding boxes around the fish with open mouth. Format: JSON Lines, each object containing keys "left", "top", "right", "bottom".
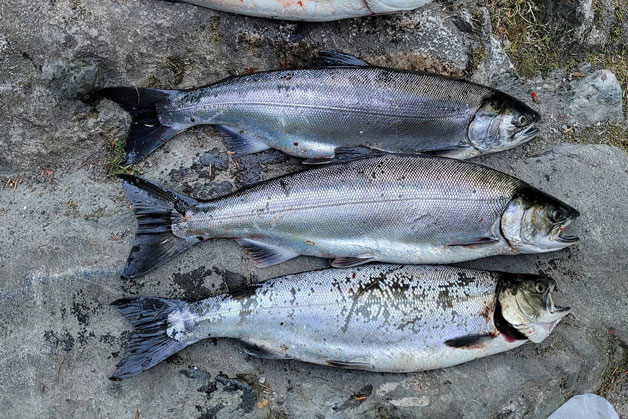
{"left": 109, "top": 265, "right": 571, "bottom": 379}
{"left": 95, "top": 51, "right": 540, "bottom": 164}
{"left": 117, "top": 152, "right": 579, "bottom": 279}
{"left": 164, "top": 0, "right": 433, "bottom": 22}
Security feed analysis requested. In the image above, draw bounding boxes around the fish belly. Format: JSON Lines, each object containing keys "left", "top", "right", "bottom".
{"left": 177, "top": 0, "right": 373, "bottom": 21}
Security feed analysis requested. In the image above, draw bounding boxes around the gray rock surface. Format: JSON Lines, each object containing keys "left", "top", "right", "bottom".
{"left": 1, "top": 0, "right": 627, "bottom": 418}
{"left": 568, "top": 70, "right": 624, "bottom": 126}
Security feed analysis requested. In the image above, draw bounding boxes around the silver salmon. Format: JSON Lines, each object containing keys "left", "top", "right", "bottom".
{"left": 97, "top": 51, "right": 540, "bottom": 164}
{"left": 118, "top": 153, "right": 579, "bottom": 279}
{"left": 110, "top": 265, "right": 570, "bottom": 379}
{"left": 166, "top": 0, "right": 433, "bottom": 22}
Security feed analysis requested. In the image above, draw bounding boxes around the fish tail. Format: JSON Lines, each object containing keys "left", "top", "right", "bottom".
{"left": 97, "top": 87, "right": 179, "bottom": 164}
{"left": 110, "top": 297, "right": 195, "bottom": 380}
{"left": 119, "top": 175, "right": 203, "bottom": 279}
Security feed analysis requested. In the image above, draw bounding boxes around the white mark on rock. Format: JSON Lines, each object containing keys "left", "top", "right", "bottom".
{"left": 390, "top": 396, "right": 430, "bottom": 407}
{"left": 376, "top": 382, "right": 399, "bottom": 397}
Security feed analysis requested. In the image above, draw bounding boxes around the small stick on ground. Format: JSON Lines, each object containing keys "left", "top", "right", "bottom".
{"left": 56, "top": 355, "right": 65, "bottom": 384}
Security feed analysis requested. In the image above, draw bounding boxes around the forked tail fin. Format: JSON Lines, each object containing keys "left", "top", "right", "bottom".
{"left": 97, "top": 87, "right": 179, "bottom": 164}
{"left": 110, "top": 297, "right": 194, "bottom": 380}
{"left": 119, "top": 175, "right": 202, "bottom": 279}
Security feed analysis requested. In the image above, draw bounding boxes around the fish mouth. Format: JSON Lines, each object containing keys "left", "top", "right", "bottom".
{"left": 515, "top": 124, "right": 539, "bottom": 142}
{"left": 552, "top": 218, "right": 580, "bottom": 244}
{"left": 516, "top": 285, "right": 571, "bottom": 323}
{"left": 545, "top": 290, "right": 570, "bottom": 317}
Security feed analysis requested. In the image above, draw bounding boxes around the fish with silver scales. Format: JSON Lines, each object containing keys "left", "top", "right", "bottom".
{"left": 109, "top": 265, "right": 570, "bottom": 379}
{"left": 117, "top": 152, "right": 579, "bottom": 279}
{"left": 164, "top": 0, "right": 434, "bottom": 22}
{"left": 94, "top": 51, "right": 540, "bottom": 164}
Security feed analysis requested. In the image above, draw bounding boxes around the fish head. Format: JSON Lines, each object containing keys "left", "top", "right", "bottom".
{"left": 501, "top": 188, "right": 580, "bottom": 253}
{"left": 498, "top": 273, "right": 570, "bottom": 343}
{"left": 468, "top": 93, "right": 540, "bottom": 154}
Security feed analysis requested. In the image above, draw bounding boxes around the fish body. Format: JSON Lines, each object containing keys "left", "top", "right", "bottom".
{"left": 110, "top": 265, "right": 570, "bottom": 379}
{"left": 167, "top": 0, "right": 433, "bottom": 22}
{"left": 97, "top": 52, "right": 540, "bottom": 164}
{"left": 119, "top": 153, "right": 579, "bottom": 278}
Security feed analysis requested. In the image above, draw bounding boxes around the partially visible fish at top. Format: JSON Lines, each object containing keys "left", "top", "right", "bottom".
{"left": 93, "top": 51, "right": 541, "bottom": 165}
{"left": 162, "top": 0, "right": 433, "bottom": 22}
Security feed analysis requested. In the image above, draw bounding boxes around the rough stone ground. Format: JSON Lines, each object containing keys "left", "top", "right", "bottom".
{"left": 0, "top": 0, "right": 627, "bottom": 418}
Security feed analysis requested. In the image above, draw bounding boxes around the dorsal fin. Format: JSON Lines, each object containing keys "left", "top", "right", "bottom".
{"left": 289, "top": 22, "right": 316, "bottom": 43}
{"left": 314, "top": 50, "right": 370, "bottom": 68}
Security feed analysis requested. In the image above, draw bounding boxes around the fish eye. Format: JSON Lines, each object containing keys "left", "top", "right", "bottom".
{"left": 535, "top": 282, "right": 546, "bottom": 293}
{"left": 517, "top": 115, "right": 528, "bottom": 126}
{"left": 549, "top": 208, "right": 567, "bottom": 223}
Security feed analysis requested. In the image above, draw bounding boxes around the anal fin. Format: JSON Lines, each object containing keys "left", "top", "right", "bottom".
{"left": 330, "top": 255, "right": 374, "bottom": 268}
{"left": 240, "top": 341, "right": 292, "bottom": 360}
{"left": 302, "top": 146, "right": 383, "bottom": 165}
{"left": 216, "top": 125, "right": 270, "bottom": 156}
{"left": 444, "top": 334, "right": 495, "bottom": 349}
{"left": 235, "top": 238, "right": 299, "bottom": 268}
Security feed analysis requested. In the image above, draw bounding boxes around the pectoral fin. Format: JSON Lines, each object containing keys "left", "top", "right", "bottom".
{"left": 330, "top": 255, "right": 374, "bottom": 268}
{"left": 418, "top": 144, "right": 470, "bottom": 157}
{"left": 302, "top": 157, "right": 334, "bottom": 165}
{"left": 444, "top": 334, "right": 495, "bottom": 349}
{"left": 235, "top": 238, "right": 300, "bottom": 268}
{"left": 326, "top": 359, "right": 372, "bottom": 370}
{"left": 447, "top": 237, "right": 498, "bottom": 247}
{"left": 240, "top": 341, "right": 292, "bottom": 360}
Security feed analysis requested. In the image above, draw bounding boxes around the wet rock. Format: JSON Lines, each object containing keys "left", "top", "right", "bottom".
{"left": 199, "top": 148, "right": 229, "bottom": 170}
{"left": 1, "top": 0, "right": 627, "bottom": 417}
{"left": 568, "top": 70, "right": 624, "bottom": 126}
{"left": 42, "top": 59, "right": 99, "bottom": 99}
